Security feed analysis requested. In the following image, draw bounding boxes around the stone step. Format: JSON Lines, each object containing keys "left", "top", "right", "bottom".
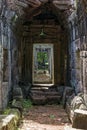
{"left": 29, "top": 86, "right": 62, "bottom": 104}
{"left": 30, "top": 90, "right": 60, "bottom": 96}
{"left": 31, "top": 95, "right": 46, "bottom": 105}
{"left": 31, "top": 95, "right": 61, "bottom": 105}
{"left": 64, "top": 125, "right": 83, "bottom": 130}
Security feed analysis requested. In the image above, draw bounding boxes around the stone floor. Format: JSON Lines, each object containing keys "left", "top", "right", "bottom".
{"left": 18, "top": 105, "right": 71, "bottom": 130}
{"left": 34, "top": 73, "right": 51, "bottom": 83}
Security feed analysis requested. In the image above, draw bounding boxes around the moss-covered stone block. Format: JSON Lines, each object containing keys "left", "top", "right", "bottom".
{"left": 0, "top": 108, "right": 21, "bottom": 130}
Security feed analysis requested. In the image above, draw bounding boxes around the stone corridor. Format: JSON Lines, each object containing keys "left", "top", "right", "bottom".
{"left": 1, "top": 0, "right": 87, "bottom": 129}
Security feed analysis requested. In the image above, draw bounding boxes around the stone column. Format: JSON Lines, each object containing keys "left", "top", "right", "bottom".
{"left": 70, "top": 22, "right": 77, "bottom": 91}
{"left": 80, "top": 51, "right": 87, "bottom": 106}
{"left": 8, "top": 27, "right": 12, "bottom": 90}
{"left": 0, "top": 20, "right": 4, "bottom": 110}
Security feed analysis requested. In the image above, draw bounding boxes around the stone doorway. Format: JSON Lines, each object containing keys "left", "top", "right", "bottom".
{"left": 7, "top": 1, "right": 69, "bottom": 87}
{"left": 32, "top": 44, "right": 54, "bottom": 85}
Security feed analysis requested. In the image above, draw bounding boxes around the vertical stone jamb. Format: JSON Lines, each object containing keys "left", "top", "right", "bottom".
{"left": 8, "top": 26, "right": 12, "bottom": 99}
{"left": 80, "top": 51, "right": 87, "bottom": 106}
{"left": 0, "top": 19, "right": 4, "bottom": 110}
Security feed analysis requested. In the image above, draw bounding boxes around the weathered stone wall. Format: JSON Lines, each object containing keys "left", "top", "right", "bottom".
{"left": 65, "top": 1, "right": 87, "bottom": 128}
{"left": 68, "top": 14, "right": 81, "bottom": 94}
{"left": 0, "top": 3, "right": 9, "bottom": 109}
{"left": 0, "top": 0, "right": 19, "bottom": 109}
{"left": 68, "top": 0, "right": 86, "bottom": 94}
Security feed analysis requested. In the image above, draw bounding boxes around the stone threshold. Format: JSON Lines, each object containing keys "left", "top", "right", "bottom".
{"left": 64, "top": 125, "right": 83, "bottom": 130}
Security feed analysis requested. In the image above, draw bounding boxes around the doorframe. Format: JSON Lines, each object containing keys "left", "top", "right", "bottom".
{"left": 32, "top": 43, "right": 54, "bottom": 86}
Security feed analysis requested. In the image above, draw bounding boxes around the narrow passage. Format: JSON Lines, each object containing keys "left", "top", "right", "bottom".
{"left": 19, "top": 105, "right": 71, "bottom": 130}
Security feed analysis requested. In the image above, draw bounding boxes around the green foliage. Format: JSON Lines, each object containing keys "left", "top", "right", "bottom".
{"left": 49, "top": 114, "right": 55, "bottom": 119}
{"left": 3, "top": 108, "right": 21, "bottom": 122}
{"left": 16, "top": 128, "right": 20, "bottom": 130}
{"left": 37, "top": 52, "right": 49, "bottom": 70}
{"left": 22, "top": 99, "right": 32, "bottom": 109}
{"left": 37, "top": 52, "right": 48, "bottom": 63}
{"left": 3, "top": 108, "right": 11, "bottom": 115}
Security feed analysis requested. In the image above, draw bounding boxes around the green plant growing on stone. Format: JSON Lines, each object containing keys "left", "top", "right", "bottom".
{"left": 49, "top": 114, "right": 55, "bottom": 119}
{"left": 16, "top": 128, "right": 20, "bottom": 130}
{"left": 3, "top": 108, "right": 11, "bottom": 115}
{"left": 22, "top": 99, "right": 32, "bottom": 109}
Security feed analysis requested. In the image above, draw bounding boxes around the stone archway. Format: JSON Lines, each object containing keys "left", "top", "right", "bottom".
{"left": 0, "top": 0, "right": 75, "bottom": 108}
{"left": 17, "top": 9, "right": 68, "bottom": 86}
{"left": 6, "top": 0, "right": 70, "bottom": 86}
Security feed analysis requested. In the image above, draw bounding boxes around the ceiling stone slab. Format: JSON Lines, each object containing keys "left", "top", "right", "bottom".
{"left": 6, "top": 0, "right": 74, "bottom": 14}
{"left": 15, "top": 0, "right": 28, "bottom": 8}
{"left": 25, "top": 0, "right": 41, "bottom": 8}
